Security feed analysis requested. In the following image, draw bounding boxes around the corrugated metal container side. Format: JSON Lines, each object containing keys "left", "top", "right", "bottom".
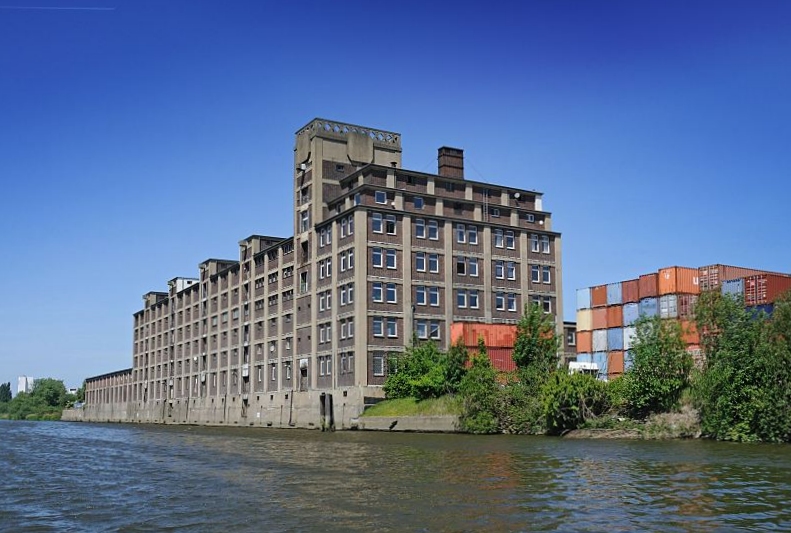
{"left": 451, "top": 323, "right": 516, "bottom": 347}
{"left": 576, "top": 353, "right": 593, "bottom": 364}
{"left": 591, "top": 285, "right": 608, "bottom": 308}
{"left": 658, "top": 266, "right": 700, "bottom": 295}
{"left": 659, "top": 294, "right": 678, "bottom": 319}
{"left": 577, "top": 309, "right": 593, "bottom": 332}
{"left": 678, "top": 294, "right": 698, "bottom": 319}
{"left": 484, "top": 346, "right": 517, "bottom": 373}
{"left": 744, "top": 273, "right": 791, "bottom": 306}
{"left": 606, "top": 282, "right": 623, "bottom": 305}
{"left": 608, "top": 351, "right": 625, "bottom": 377}
{"left": 622, "top": 279, "right": 640, "bottom": 303}
{"left": 607, "top": 328, "right": 624, "bottom": 350}
{"left": 623, "top": 303, "right": 639, "bottom": 326}
{"left": 639, "top": 273, "right": 658, "bottom": 298}
{"left": 576, "top": 288, "right": 591, "bottom": 310}
{"left": 593, "top": 352, "right": 608, "bottom": 377}
{"left": 698, "top": 265, "right": 784, "bottom": 292}
{"left": 591, "top": 308, "right": 607, "bottom": 330}
{"left": 721, "top": 278, "right": 744, "bottom": 298}
{"left": 680, "top": 320, "right": 700, "bottom": 345}
{"left": 577, "top": 331, "right": 593, "bottom": 353}
{"left": 747, "top": 304, "right": 774, "bottom": 319}
{"left": 623, "top": 326, "right": 637, "bottom": 350}
{"left": 624, "top": 350, "right": 634, "bottom": 371}
{"left": 592, "top": 329, "right": 608, "bottom": 352}
{"left": 639, "top": 297, "right": 658, "bottom": 317}
{"left": 606, "top": 305, "right": 623, "bottom": 328}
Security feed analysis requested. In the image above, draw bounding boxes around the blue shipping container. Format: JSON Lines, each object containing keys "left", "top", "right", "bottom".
{"left": 607, "top": 282, "right": 623, "bottom": 305}
{"left": 639, "top": 297, "right": 658, "bottom": 317}
{"left": 623, "top": 303, "right": 639, "bottom": 326}
{"left": 607, "top": 328, "right": 624, "bottom": 350}
{"left": 577, "top": 288, "right": 591, "bottom": 310}
{"left": 722, "top": 279, "right": 744, "bottom": 298}
{"left": 576, "top": 353, "right": 592, "bottom": 364}
{"left": 624, "top": 351, "right": 634, "bottom": 371}
{"left": 593, "top": 352, "right": 608, "bottom": 377}
{"left": 747, "top": 304, "right": 774, "bottom": 319}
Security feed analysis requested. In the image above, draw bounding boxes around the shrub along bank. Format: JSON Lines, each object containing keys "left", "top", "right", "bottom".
{"left": 378, "top": 292, "right": 791, "bottom": 442}
{"left": 0, "top": 378, "right": 82, "bottom": 421}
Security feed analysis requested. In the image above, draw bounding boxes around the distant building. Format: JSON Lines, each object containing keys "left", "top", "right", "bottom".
{"left": 17, "top": 376, "right": 34, "bottom": 395}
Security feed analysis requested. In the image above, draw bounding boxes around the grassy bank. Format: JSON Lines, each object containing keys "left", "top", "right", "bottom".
{"left": 362, "top": 395, "right": 462, "bottom": 417}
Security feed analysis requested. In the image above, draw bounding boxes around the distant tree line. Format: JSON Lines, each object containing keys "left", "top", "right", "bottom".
{"left": 0, "top": 378, "right": 84, "bottom": 421}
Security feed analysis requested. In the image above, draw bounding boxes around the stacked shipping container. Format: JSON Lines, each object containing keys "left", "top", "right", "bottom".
{"left": 577, "top": 264, "right": 791, "bottom": 379}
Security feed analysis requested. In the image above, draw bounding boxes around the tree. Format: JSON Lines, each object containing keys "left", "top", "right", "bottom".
{"left": 512, "top": 303, "right": 560, "bottom": 374}
{"left": 443, "top": 339, "right": 469, "bottom": 394}
{"left": 541, "top": 372, "right": 612, "bottom": 435}
{"left": 30, "top": 378, "right": 68, "bottom": 408}
{"left": 624, "top": 316, "right": 691, "bottom": 418}
{"left": 458, "top": 339, "right": 499, "bottom": 434}
{"left": 383, "top": 342, "right": 448, "bottom": 400}
{"left": 0, "top": 382, "right": 11, "bottom": 403}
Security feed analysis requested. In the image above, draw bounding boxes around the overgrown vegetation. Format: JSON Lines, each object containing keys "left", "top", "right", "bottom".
{"left": 0, "top": 378, "right": 74, "bottom": 420}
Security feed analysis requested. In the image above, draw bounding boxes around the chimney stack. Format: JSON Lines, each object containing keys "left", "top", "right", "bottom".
{"left": 438, "top": 146, "right": 464, "bottom": 179}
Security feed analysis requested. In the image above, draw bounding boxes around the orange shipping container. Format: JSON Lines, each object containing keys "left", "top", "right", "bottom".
{"left": 577, "top": 331, "right": 592, "bottom": 353}
{"left": 577, "top": 309, "right": 592, "bottom": 332}
{"left": 744, "top": 273, "right": 791, "bottom": 306}
{"left": 622, "top": 279, "right": 639, "bottom": 303}
{"left": 639, "top": 273, "right": 658, "bottom": 298}
{"left": 591, "top": 285, "right": 608, "bottom": 308}
{"left": 591, "top": 308, "right": 607, "bottom": 330}
{"left": 606, "top": 305, "right": 623, "bottom": 328}
{"left": 698, "top": 264, "right": 767, "bottom": 292}
{"left": 680, "top": 320, "right": 700, "bottom": 345}
{"left": 451, "top": 323, "right": 516, "bottom": 347}
{"left": 608, "top": 351, "right": 625, "bottom": 378}
{"left": 658, "top": 266, "right": 700, "bottom": 295}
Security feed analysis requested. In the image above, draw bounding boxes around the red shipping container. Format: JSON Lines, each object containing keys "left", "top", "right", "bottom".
{"left": 606, "top": 305, "right": 623, "bottom": 328}
{"left": 744, "top": 274, "right": 791, "bottom": 306}
{"left": 658, "top": 266, "right": 700, "bottom": 295}
{"left": 698, "top": 264, "right": 766, "bottom": 292}
{"left": 577, "top": 331, "right": 592, "bottom": 353}
{"left": 639, "top": 273, "right": 658, "bottom": 298}
{"left": 680, "top": 320, "right": 700, "bottom": 345}
{"left": 451, "top": 323, "right": 516, "bottom": 347}
{"left": 591, "top": 308, "right": 607, "bottom": 330}
{"left": 608, "top": 351, "right": 625, "bottom": 378}
{"left": 591, "top": 285, "right": 608, "bottom": 308}
{"left": 678, "top": 294, "right": 699, "bottom": 319}
{"left": 622, "top": 279, "right": 639, "bottom": 303}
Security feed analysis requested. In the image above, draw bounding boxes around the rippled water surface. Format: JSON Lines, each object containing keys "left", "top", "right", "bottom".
{"left": 2, "top": 420, "right": 790, "bottom": 532}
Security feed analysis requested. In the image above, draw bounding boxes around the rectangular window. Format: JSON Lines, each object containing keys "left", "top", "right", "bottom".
{"left": 495, "top": 292, "right": 505, "bottom": 311}
{"left": 416, "top": 320, "right": 428, "bottom": 339}
{"left": 348, "top": 249, "right": 354, "bottom": 269}
{"left": 340, "top": 320, "right": 347, "bottom": 339}
{"left": 300, "top": 210, "right": 310, "bottom": 232}
{"left": 348, "top": 215, "right": 354, "bottom": 235}
{"left": 354, "top": 193, "right": 361, "bottom": 206}
{"left": 348, "top": 318, "right": 354, "bottom": 338}
{"left": 494, "top": 229, "right": 504, "bottom": 248}
{"left": 526, "top": 213, "right": 535, "bottom": 223}
{"left": 428, "top": 254, "right": 439, "bottom": 273}
{"left": 415, "top": 219, "right": 425, "bottom": 239}
{"left": 429, "top": 287, "right": 440, "bottom": 306}
{"left": 457, "top": 290, "right": 467, "bottom": 308}
{"left": 456, "top": 257, "right": 466, "bottom": 276}
{"left": 326, "top": 258, "right": 332, "bottom": 277}
{"left": 375, "top": 190, "right": 387, "bottom": 204}
{"left": 416, "top": 252, "right": 426, "bottom": 272}
{"left": 531, "top": 265, "right": 540, "bottom": 283}
{"left": 340, "top": 252, "right": 347, "bottom": 272}
{"left": 531, "top": 234, "right": 540, "bottom": 253}
{"left": 386, "top": 283, "right": 397, "bottom": 303}
{"left": 508, "top": 293, "right": 517, "bottom": 312}
{"left": 469, "top": 290, "right": 479, "bottom": 309}
{"left": 469, "top": 258, "right": 478, "bottom": 277}
{"left": 541, "top": 235, "right": 551, "bottom": 254}
{"left": 319, "top": 293, "right": 326, "bottom": 311}
{"left": 542, "top": 266, "right": 551, "bottom": 284}
{"left": 468, "top": 226, "right": 478, "bottom": 245}
{"left": 414, "top": 196, "right": 424, "bottom": 209}
{"left": 507, "top": 261, "right": 516, "bottom": 280}
{"left": 456, "top": 223, "right": 466, "bottom": 244}
{"left": 372, "top": 247, "right": 383, "bottom": 268}
{"left": 429, "top": 321, "right": 440, "bottom": 339}
{"left": 373, "top": 353, "right": 385, "bottom": 376}
{"left": 340, "top": 286, "right": 347, "bottom": 306}
{"left": 341, "top": 218, "right": 347, "bottom": 238}
{"left": 386, "top": 249, "right": 397, "bottom": 269}
{"left": 372, "top": 213, "right": 383, "bottom": 233}
{"left": 386, "top": 318, "right": 397, "bottom": 338}
{"left": 491, "top": 207, "right": 500, "bottom": 218}
{"left": 416, "top": 286, "right": 427, "bottom": 306}
{"left": 567, "top": 331, "right": 576, "bottom": 346}
{"left": 348, "top": 283, "right": 354, "bottom": 303}
{"left": 543, "top": 298, "right": 552, "bottom": 313}
{"left": 495, "top": 260, "right": 505, "bottom": 279}
{"left": 506, "top": 230, "right": 515, "bottom": 249}
{"left": 373, "top": 317, "right": 383, "bottom": 337}
{"left": 385, "top": 215, "right": 396, "bottom": 235}
{"left": 372, "top": 283, "right": 383, "bottom": 302}
{"left": 428, "top": 220, "right": 439, "bottom": 240}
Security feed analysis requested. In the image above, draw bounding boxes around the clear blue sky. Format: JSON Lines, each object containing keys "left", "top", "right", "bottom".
{"left": 1, "top": 1, "right": 790, "bottom": 389}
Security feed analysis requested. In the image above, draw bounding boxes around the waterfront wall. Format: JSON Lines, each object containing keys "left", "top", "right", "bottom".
{"left": 62, "top": 387, "right": 372, "bottom": 430}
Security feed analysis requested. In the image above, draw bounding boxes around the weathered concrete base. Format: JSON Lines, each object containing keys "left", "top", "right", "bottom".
{"left": 62, "top": 387, "right": 380, "bottom": 430}
{"left": 358, "top": 415, "right": 460, "bottom": 433}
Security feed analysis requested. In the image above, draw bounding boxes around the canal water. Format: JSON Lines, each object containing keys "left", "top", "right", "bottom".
{"left": 1, "top": 421, "right": 790, "bottom": 532}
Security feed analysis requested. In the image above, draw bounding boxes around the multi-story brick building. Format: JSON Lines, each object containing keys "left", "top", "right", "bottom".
{"left": 78, "top": 118, "right": 563, "bottom": 427}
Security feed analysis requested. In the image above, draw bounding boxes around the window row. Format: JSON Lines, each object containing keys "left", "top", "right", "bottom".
{"left": 415, "top": 320, "right": 442, "bottom": 340}
{"left": 339, "top": 249, "right": 355, "bottom": 272}
{"left": 318, "top": 322, "right": 332, "bottom": 344}
{"left": 318, "top": 258, "right": 332, "bottom": 280}
{"left": 318, "top": 226, "right": 332, "bottom": 247}
{"left": 372, "top": 282, "right": 398, "bottom": 304}
{"left": 415, "top": 218, "right": 440, "bottom": 240}
{"left": 456, "top": 289, "right": 480, "bottom": 309}
{"left": 415, "top": 286, "right": 441, "bottom": 307}
{"left": 318, "top": 290, "right": 332, "bottom": 312}
{"left": 372, "top": 247, "right": 397, "bottom": 269}
{"left": 372, "top": 316, "right": 398, "bottom": 338}
{"left": 339, "top": 283, "right": 354, "bottom": 306}
{"left": 371, "top": 213, "right": 397, "bottom": 235}
{"left": 339, "top": 214, "right": 355, "bottom": 238}
{"left": 455, "top": 223, "right": 478, "bottom": 244}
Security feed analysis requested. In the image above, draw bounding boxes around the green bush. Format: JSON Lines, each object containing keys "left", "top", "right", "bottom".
{"left": 458, "top": 342, "right": 499, "bottom": 434}
{"left": 541, "top": 372, "right": 612, "bottom": 435}
{"left": 383, "top": 341, "right": 463, "bottom": 400}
